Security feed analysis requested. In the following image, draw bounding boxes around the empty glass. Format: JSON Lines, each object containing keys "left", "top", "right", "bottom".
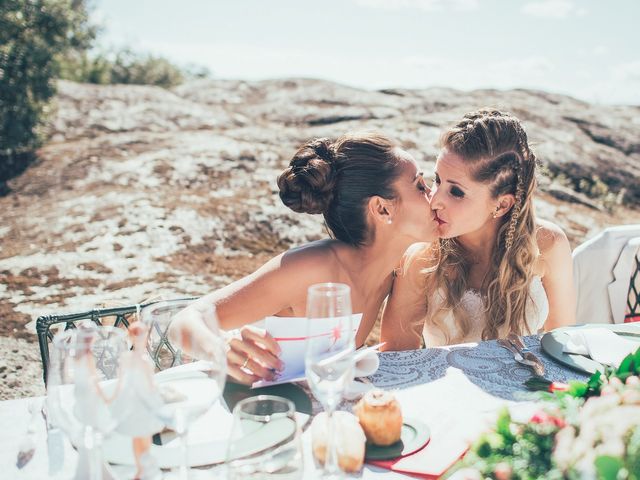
{"left": 226, "top": 395, "right": 303, "bottom": 479}
{"left": 305, "top": 283, "right": 356, "bottom": 478}
{"left": 140, "top": 299, "right": 227, "bottom": 479}
{"left": 46, "top": 325, "right": 129, "bottom": 480}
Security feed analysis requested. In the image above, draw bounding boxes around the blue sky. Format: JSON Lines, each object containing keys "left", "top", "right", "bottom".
{"left": 93, "top": 0, "right": 640, "bottom": 105}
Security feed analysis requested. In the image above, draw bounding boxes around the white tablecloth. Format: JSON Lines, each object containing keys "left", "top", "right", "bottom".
{"left": 1, "top": 336, "right": 588, "bottom": 479}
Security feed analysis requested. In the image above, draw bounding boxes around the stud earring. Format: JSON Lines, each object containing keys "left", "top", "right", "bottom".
{"left": 492, "top": 208, "right": 499, "bottom": 219}
{"left": 387, "top": 219, "right": 393, "bottom": 224}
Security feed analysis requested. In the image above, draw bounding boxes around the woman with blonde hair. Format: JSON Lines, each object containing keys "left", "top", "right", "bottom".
{"left": 381, "top": 109, "right": 576, "bottom": 349}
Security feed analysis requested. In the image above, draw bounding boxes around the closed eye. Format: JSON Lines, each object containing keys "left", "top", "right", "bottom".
{"left": 450, "top": 186, "right": 465, "bottom": 198}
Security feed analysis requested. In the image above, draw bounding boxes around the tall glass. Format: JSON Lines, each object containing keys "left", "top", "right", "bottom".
{"left": 305, "top": 283, "right": 355, "bottom": 478}
{"left": 47, "top": 325, "right": 128, "bottom": 480}
{"left": 140, "top": 299, "right": 227, "bottom": 479}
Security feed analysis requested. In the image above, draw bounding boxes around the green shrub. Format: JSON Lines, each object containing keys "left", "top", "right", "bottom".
{"left": 57, "top": 48, "right": 197, "bottom": 88}
{"left": 0, "top": 0, "right": 94, "bottom": 176}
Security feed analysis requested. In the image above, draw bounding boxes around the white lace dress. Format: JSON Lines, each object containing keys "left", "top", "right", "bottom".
{"left": 422, "top": 276, "right": 549, "bottom": 347}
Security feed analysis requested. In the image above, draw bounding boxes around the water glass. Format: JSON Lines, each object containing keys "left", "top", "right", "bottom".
{"left": 305, "top": 283, "right": 355, "bottom": 478}
{"left": 226, "top": 395, "right": 303, "bottom": 479}
{"left": 47, "top": 325, "right": 129, "bottom": 480}
{"left": 140, "top": 299, "right": 227, "bottom": 479}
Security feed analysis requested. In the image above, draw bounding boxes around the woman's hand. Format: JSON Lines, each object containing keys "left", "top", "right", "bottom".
{"left": 225, "top": 325, "right": 283, "bottom": 385}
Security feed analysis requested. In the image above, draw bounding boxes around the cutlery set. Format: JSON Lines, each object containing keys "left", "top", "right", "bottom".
{"left": 498, "top": 334, "right": 546, "bottom": 377}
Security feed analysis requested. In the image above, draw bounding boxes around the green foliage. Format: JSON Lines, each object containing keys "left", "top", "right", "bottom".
{"left": 626, "top": 427, "right": 640, "bottom": 479}
{"left": 57, "top": 48, "right": 210, "bottom": 88}
{"left": 447, "top": 409, "right": 561, "bottom": 479}
{"left": 0, "top": 0, "right": 95, "bottom": 158}
{"left": 594, "top": 455, "right": 623, "bottom": 480}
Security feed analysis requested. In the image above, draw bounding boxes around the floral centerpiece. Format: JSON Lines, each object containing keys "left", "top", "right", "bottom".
{"left": 445, "top": 348, "right": 640, "bottom": 480}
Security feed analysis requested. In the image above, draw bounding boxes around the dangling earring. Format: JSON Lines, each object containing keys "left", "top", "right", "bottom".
{"left": 492, "top": 207, "right": 499, "bottom": 219}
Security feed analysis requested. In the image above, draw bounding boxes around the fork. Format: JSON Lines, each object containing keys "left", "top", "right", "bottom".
{"left": 497, "top": 338, "right": 543, "bottom": 375}
{"left": 16, "top": 398, "right": 42, "bottom": 469}
{"left": 507, "top": 333, "right": 546, "bottom": 376}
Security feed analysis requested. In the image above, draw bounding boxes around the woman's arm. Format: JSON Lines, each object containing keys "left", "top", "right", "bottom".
{"left": 537, "top": 221, "right": 576, "bottom": 330}
{"left": 174, "top": 245, "right": 331, "bottom": 383}
{"left": 380, "top": 243, "right": 430, "bottom": 351}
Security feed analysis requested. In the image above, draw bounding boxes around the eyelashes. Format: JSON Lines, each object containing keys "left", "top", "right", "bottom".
{"left": 450, "top": 186, "right": 465, "bottom": 198}
{"left": 432, "top": 174, "right": 465, "bottom": 199}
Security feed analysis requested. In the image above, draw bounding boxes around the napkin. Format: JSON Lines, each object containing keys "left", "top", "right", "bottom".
{"left": 252, "top": 342, "right": 380, "bottom": 389}
{"left": 252, "top": 314, "right": 369, "bottom": 388}
{"left": 562, "top": 328, "right": 638, "bottom": 367}
{"left": 368, "top": 368, "right": 508, "bottom": 478}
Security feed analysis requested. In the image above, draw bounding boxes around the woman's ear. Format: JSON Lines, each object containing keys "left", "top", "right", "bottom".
{"left": 493, "top": 194, "right": 516, "bottom": 218}
{"left": 368, "top": 196, "right": 395, "bottom": 225}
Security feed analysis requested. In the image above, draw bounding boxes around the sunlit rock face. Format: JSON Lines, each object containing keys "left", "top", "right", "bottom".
{"left": 0, "top": 78, "right": 639, "bottom": 398}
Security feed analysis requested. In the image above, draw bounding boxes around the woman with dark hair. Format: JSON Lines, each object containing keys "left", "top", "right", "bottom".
{"left": 381, "top": 109, "right": 576, "bottom": 349}
{"left": 179, "top": 132, "right": 437, "bottom": 384}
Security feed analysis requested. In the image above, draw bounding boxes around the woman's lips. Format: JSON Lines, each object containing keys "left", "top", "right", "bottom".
{"left": 434, "top": 213, "right": 446, "bottom": 225}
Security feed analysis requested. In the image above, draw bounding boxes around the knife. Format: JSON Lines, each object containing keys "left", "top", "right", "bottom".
{"left": 507, "top": 333, "right": 546, "bottom": 377}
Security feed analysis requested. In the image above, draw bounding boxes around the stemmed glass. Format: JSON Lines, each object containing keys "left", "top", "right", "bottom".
{"left": 140, "top": 299, "right": 227, "bottom": 479}
{"left": 305, "top": 283, "right": 356, "bottom": 478}
{"left": 46, "top": 325, "right": 129, "bottom": 480}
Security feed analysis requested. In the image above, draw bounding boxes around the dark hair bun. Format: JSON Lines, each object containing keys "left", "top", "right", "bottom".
{"left": 277, "top": 138, "right": 338, "bottom": 214}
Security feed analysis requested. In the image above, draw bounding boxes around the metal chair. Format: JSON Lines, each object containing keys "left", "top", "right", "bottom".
{"left": 36, "top": 298, "right": 196, "bottom": 385}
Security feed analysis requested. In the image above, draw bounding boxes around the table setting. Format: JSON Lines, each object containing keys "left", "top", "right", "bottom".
{"left": 4, "top": 284, "right": 640, "bottom": 479}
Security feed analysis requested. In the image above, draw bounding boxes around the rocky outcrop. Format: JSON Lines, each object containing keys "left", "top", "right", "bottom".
{"left": 1, "top": 78, "right": 639, "bottom": 398}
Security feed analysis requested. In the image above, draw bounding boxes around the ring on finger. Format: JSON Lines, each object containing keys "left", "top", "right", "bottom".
{"left": 241, "top": 356, "right": 250, "bottom": 369}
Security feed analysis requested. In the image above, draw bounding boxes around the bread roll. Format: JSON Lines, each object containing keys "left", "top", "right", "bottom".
{"left": 354, "top": 389, "right": 403, "bottom": 446}
{"left": 311, "top": 411, "right": 366, "bottom": 473}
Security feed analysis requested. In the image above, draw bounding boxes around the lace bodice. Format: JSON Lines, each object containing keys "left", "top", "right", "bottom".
{"left": 422, "top": 276, "right": 549, "bottom": 347}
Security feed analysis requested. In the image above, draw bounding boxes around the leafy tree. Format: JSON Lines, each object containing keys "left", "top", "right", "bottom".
{"left": 0, "top": 0, "right": 95, "bottom": 181}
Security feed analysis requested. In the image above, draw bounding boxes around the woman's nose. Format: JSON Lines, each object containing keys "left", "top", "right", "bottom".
{"left": 428, "top": 185, "right": 439, "bottom": 205}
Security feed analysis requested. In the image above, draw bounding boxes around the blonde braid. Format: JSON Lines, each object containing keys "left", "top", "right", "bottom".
{"left": 505, "top": 161, "right": 524, "bottom": 250}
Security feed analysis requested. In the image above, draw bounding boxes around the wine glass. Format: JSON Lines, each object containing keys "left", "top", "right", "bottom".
{"left": 226, "top": 395, "right": 303, "bottom": 478}
{"left": 140, "top": 299, "right": 227, "bottom": 479}
{"left": 305, "top": 283, "right": 356, "bottom": 478}
{"left": 46, "top": 325, "right": 129, "bottom": 480}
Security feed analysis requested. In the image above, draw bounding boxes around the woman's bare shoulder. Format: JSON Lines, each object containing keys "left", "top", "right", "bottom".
{"left": 535, "top": 219, "right": 569, "bottom": 254}
{"left": 277, "top": 239, "right": 341, "bottom": 276}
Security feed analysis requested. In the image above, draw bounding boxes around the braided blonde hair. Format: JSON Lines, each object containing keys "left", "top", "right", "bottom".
{"left": 425, "top": 109, "right": 539, "bottom": 342}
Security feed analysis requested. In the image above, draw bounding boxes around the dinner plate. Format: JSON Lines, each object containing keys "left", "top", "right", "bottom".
{"left": 364, "top": 417, "right": 430, "bottom": 460}
{"left": 223, "top": 381, "right": 313, "bottom": 417}
{"left": 541, "top": 323, "right": 640, "bottom": 375}
{"left": 103, "top": 374, "right": 312, "bottom": 468}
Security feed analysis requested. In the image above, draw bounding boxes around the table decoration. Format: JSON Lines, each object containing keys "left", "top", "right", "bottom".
{"left": 446, "top": 347, "right": 640, "bottom": 479}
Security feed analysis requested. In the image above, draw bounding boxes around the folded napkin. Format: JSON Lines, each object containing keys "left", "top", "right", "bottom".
{"left": 562, "top": 328, "right": 638, "bottom": 367}
{"left": 252, "top": 343, "right": 380, "bottom": 389}
{"left": 252, "top": 314, "right": 372, "bottom": 388}
{"left": 368, "top": 368, "right": 504, "bottom": 478}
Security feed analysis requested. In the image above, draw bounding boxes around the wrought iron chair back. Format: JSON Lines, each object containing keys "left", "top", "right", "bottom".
{"left": 36, "top": 298, "right": 196, "bottom": 385}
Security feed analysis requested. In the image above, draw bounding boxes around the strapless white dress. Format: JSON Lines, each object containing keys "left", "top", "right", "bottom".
{"left": 423, "top": 276, "right": 549, "bottom": 347}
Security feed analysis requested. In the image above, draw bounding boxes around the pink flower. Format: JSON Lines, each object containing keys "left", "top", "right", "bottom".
{"left": 530, "top": 411, "right": 566, "bottom": 428}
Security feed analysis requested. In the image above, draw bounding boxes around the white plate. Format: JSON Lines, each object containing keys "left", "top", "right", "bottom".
{"left": 103, "top": 399, "right": 233, "bottom": 468}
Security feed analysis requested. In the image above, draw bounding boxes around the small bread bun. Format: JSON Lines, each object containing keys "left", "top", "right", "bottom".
{"left": 311, "top": 411, "right": 366, "bottom": 473}
{"left": 354, "top": 389, "right": 403, "bottom": 446}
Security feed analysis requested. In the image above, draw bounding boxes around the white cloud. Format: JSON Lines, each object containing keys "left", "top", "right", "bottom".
{"left": 573, "top": 61, "right": 640, "bottom": 105}
{"left": 521, "top": 0, "right": 583, "bottom": 18}
{"left": 613, "top": 61, "right": 640, "bottom": 83}
{"left": 354, "top": 0, "right": 479, "bottom": 12}
{"left": 593, "top": 45, "right": 608, "bottom": 56}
